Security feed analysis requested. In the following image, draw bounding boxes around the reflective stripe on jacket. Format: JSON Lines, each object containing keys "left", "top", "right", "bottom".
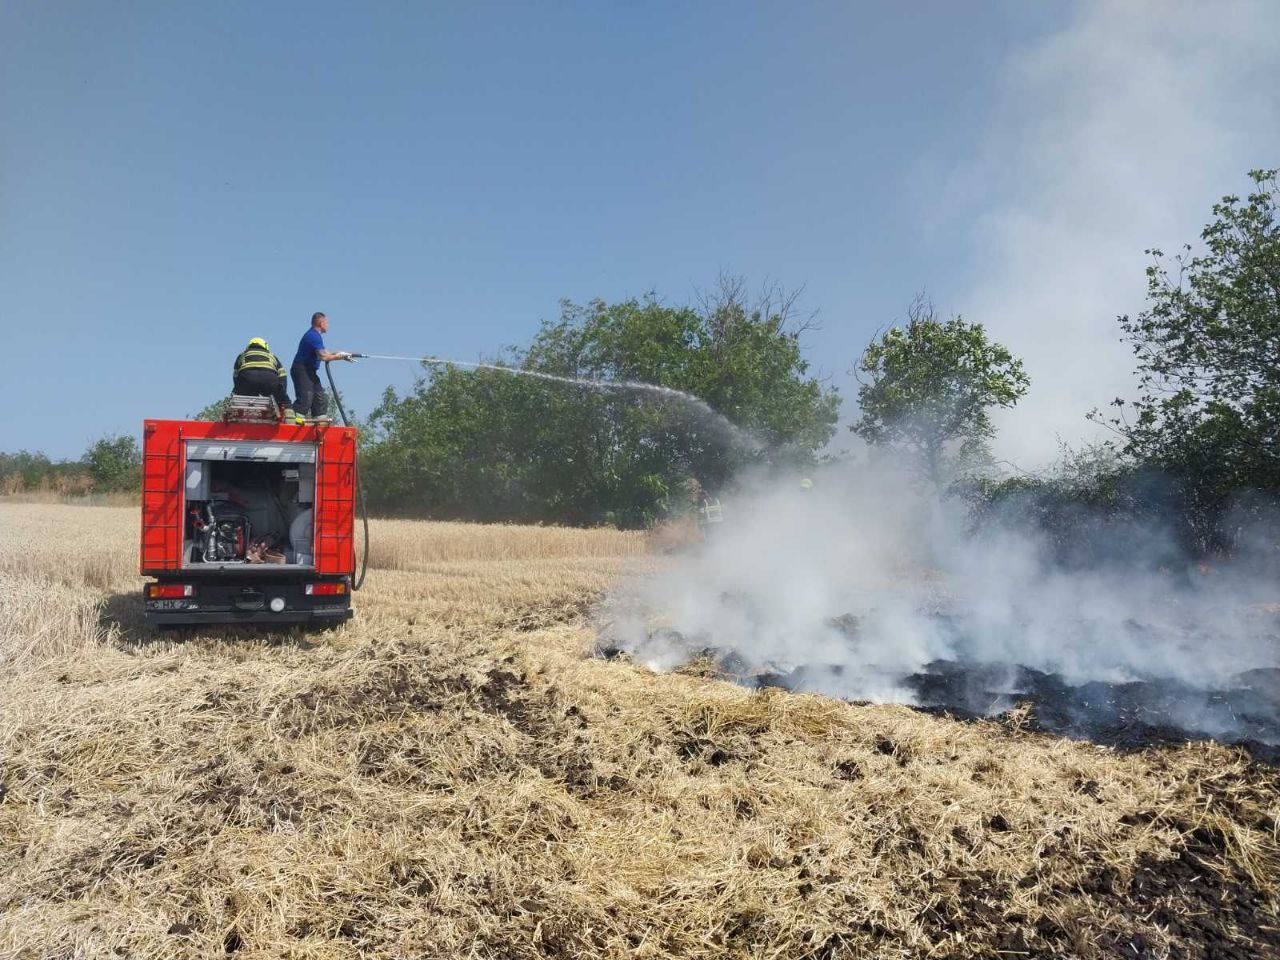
{"left": 233, "top": 345, "right": 286, "bottom": 379}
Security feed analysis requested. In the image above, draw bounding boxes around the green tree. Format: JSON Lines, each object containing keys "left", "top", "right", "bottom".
{"left": 0, "top": 450, "right": 96, "bottom": 495}
{"left": 82, "top": 434, "right": 142, "bottom": 492}
{"left": 192, "top": 398, "right": 228, "bottom": 421}
{"left": 852, "top": 299, "right": 1029, "bottom": 479}
{"left": 1099, "top": 170, "right": 1280, "bottom": 529}
{"left": 0, "top": 451, "right": 56, "bottom": 492}
{"left": 363, "top": 281, "right": 840, "bottom": 526}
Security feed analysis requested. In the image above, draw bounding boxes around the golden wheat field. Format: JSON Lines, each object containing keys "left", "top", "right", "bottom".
{"left": 1, "top": 502, "right": 1277, "bottom": 959}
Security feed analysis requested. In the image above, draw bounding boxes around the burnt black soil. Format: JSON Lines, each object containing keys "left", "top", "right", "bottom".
{"left": 750, "top": 659, "right": 1280, "bottom": 765}
{"left": 903, "top": 661, "right": 1280, "bottom": 765}
{"left": 603, "top": 602, "right": 1280, "bottom": 764}
{"left": 602, "top": 625, "right": 1280, "bottom": 764}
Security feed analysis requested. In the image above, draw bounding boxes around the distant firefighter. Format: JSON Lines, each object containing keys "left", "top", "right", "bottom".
{"left": 688, "top": 477, "right": 724, "bottom": 528}
{"left": 700, "top": 497, "right": 725, "bottom": 525}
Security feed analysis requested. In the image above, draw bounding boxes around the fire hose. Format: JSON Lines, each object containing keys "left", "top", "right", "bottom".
{"left": 324, "top": 356, "right": 369, "bottom": 591}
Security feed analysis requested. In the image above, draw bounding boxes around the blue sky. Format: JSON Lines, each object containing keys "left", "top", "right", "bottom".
{"left": 2, "top": 2, "right": 1274, "bottom": 460}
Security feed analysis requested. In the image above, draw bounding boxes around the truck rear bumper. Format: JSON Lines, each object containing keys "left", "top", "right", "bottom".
{"left": 145, "top": 607, "right": 352, "bottom": 627}
{"left": 142, "top": 579, "right": 352, "bottom": 627}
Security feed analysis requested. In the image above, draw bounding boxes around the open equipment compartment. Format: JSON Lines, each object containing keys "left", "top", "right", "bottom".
{"left": 182, "top": 438, "right": 318, "bottom": 571}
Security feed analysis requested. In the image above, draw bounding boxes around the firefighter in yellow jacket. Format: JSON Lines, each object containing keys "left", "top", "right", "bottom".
{"left": 232, "top": 338, "right": 294, "bottom": 421}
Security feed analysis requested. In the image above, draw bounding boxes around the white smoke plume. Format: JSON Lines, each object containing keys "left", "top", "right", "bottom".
{"left": 600, "top": 463, "right": 1280, "bottom": 745}
{"left": 601, "top": 3, "right": 1280, "bottom": 750}
{"left": 946, "top": 0, "right": 1280, "bottom": 466}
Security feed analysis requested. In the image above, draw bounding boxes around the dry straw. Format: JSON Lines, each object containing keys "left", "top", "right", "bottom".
{"left": 0, "top": 503, "right": 1276, "bottom": 958}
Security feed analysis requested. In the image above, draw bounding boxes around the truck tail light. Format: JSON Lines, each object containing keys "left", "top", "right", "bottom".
{"left": 306, "top": 582, "right": 347, "bottom": 596}
{"left": 148, "top": 584, "right": 194, "bottom": 598}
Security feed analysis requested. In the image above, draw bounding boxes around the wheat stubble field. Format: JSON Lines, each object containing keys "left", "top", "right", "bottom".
{"left": 0, "top": 503, "right": 1277, "bottom": 959}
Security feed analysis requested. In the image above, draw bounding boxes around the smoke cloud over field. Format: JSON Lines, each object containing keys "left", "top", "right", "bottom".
{"left": 601, "top": 465, "right": 1280, "bottom": 747}
{"left": 603, "top": 3, "right": 1280, "bottom": 750}
{"left": 946, "top": 0, "right": 1280, "bottom": 465}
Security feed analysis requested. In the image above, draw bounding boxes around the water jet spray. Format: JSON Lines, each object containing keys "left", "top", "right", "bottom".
{"left": 354, "top": 352, "right": 762, "bottom": 452}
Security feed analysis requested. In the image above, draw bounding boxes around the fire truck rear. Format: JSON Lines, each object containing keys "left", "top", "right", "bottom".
{"left": 139, "top": 401, "right": 357, "bottom": 626}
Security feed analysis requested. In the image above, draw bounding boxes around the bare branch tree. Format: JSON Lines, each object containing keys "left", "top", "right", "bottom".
{"left": 693, "top": 271, "right": 818, "bottom": 340}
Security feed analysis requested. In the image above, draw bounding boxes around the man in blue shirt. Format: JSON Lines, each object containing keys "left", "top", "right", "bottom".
{"left": 291, "top": 312, "right": 352, "bottom": 422}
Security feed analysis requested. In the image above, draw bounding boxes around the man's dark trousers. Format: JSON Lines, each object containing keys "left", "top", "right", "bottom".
{"left": 234, "top": 369, "right": 291, "bottom": 413}
{"left": 291, "top": 363, "right": 328, "bottom": 418}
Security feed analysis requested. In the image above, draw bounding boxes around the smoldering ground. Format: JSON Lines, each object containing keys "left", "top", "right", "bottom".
{"left": 599, "top": 461, "right": 1280, "bottom": 756}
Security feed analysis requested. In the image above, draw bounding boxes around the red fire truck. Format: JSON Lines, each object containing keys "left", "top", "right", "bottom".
{"left": 139, "top": 401, "right": 358, "bottom": 627}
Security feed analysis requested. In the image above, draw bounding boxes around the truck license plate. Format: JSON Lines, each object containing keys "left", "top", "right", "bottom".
{"left": 151, "top": 599, "right": 192, "bottom": 610}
